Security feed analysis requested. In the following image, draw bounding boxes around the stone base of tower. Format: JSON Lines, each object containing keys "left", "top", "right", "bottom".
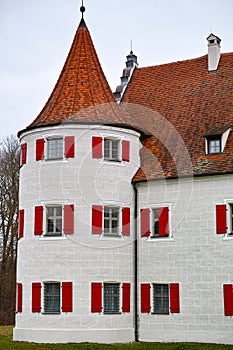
{"left": 13, "top": 327, "right": 135, "bottom": 344}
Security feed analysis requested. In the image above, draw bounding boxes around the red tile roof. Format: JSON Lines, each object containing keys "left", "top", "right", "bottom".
{"left": 122, "top": 53, "right": 233, "bottom": 181}
{"left": 25, "top": 18, "right": 124, "bottom": 131}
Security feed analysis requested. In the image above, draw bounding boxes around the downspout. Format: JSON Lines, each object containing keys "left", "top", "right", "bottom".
{"left": 132, "top": 181, "right": 139, "bottom": 342}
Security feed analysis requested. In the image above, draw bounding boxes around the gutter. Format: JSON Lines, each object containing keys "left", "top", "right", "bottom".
{"left": 132, "top": 181, "right": 139, "bottom": 342}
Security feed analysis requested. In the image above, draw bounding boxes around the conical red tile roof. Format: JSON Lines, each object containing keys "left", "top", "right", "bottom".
{"left": 26, "top": 18, "right": 123, "bottom": 130}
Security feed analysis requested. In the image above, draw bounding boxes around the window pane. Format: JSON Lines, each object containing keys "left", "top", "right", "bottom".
{"left": 111, "top": 141, "right": 118, "bottom": 160}
{"left": 104, "top": 140, "right": 110, "bottom": 159}
{"left": 153, "top": 208, "right": 159, "bottom": 236}
{"left": 44, "top": 283, "right": 60, "bottom": 313}
{"left": 56, "top": 219, "right": 62, "bottom": 233}
{"left": 56, "top": 206, "right": 62, "bottom": 217}
{"left": 104, "top": 283, "right": 120, "bottom": 313}
{"left": 153, "top": 284, "right": 169, "bottom": 314}
{"left": 47, "top": 219, "right": 54, "bottom": 233}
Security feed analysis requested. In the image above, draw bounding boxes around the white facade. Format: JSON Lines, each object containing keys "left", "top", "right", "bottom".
{"left": 137, "top": 175, "right": 233, "bottom": 344}
{"left": 14, "top": 123, "right": 233, "bottom": 344}
{"left": 14, "top": 124, "right": 141, "bottom": 343}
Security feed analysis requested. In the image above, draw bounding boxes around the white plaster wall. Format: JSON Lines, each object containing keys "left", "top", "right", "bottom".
{"left": 137, "top": 175, "right": 233, "bottom": 344}
{"left": 14, "top": 124, "right": 140, "bottom": 343}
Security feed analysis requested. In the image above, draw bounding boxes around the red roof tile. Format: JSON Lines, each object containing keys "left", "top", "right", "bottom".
{"left": 26, "top": 18, "right": 123, "bottom": 130}
{"left": 122, "top": 53, "right": 233, "bottom": 181}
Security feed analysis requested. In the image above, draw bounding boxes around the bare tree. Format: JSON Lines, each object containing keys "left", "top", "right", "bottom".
{"left": 0, "top": 135, "right": 20, "bottom": 325}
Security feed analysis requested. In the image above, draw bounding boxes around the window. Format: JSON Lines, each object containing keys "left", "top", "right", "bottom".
{"left": 103, "top": 283, "right": 120, "bottom": 314}
{"left": 140, "top": 207, "right": 170, "bottom": 238}
{"left": 47, "top": 138, "right": 63, "bottom": 159}
{"left": 152, "top": 208, "right": 159, "bottom": 237}
{"left": 141, "top": 283, "right": 180, "bottom": 314}
{"left": 153, "top": 284, "right": 169, "bottom": 314}
{"left": 104, "top": 207, "right": 119, "bottom": 236}
{"left": 44, "top": 282, "right": 60, "bottom": 314}
{"left": 229, "top": 204, "right": 233, "bottom": 235}
{"left": 208, "top": 138, "right": 221, "bottom": 154}
{"left": 104, "top": 139, "right": 119, "bottom": 161}
{"left": 216, "top": 203, "right": 233, "bottom": 236}
{"left": 46, "top": 206, "right": 62, "bottom": 236}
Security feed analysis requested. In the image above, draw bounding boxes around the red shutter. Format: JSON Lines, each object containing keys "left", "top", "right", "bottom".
{"left": 122, "top": 207, "right": 130, "bottom": 236}
{"left": 64, "top": 204, "right": 74, "bottom": 234}
{"left": 65, "top": 136, "right": 75, "bottom": 158}
{"left": 223, "top": 284, "right": 233, "bottom": 316}
{"left": 32, "top": 282, "right": 41, "bottom": 312}
{"left": 122, "top": 140, "right": 130, "bottom": 162}
{"left": 17, "top": 283, "right": 22, "bottom": 313}
{"left": 18, "top": 209, "right": 24, "bottom": 239}
{"left": 92, "top": 205, "right": 103, "bottom": 234}
{"left": 21, "top": 143, "right": 27, "bottom": 165}
{"left": 92, "top": 136, "right": 102, "bottom": 158}
{"left": 159, "top": 207, "right": 169, "bottom": 236}
{"left": 141, "top": 284, "right": 151, "bottom": 313}
{"left": 34, "top": 206, "right": 43, "bottom": 235}
{"left": 122, "top": 283, "right": 130, "bottom": 312}
{"left": 62, "top": 282, "right": 73, "bottom": 312}
{"left": 140, "top": 208, "right": 150, "bottom": 237}
{"left": 216, "top": 204, "right": 227, "bottom": 234}
{"left": 91, "top": 282, "right": 102, "bottom": 312}
{"left": 170, "top": 283, "right": 180, "bottom": 313}
{"left": 36, "top": 138, "right": 45, "bottom": 161}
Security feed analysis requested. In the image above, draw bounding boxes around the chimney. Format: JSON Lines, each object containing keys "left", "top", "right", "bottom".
{"left": 207, "top": 33, "right": 221, "bottom": 72}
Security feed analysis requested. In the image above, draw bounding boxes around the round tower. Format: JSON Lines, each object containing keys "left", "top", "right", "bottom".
{"left": 14, "top": 8, "right": 140, "bottom": 344}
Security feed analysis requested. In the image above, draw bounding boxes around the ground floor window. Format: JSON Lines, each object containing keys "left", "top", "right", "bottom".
{"left": 103, "top": 283, "right": 120, "bottom": 314}
{"left": 152, "top": 284, "right": 169, "bottom": 314}
{"left": 44, "top": 282, "right": 61, "bottom": 313}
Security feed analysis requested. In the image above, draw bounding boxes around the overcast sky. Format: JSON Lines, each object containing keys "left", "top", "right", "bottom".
{"left": 1, "top": 0, "right": 233, "bottom": 139}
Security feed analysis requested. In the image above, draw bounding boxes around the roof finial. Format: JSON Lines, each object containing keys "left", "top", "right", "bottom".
{"left": 130, "top": 38, "right": 133, "bottom": 54}
{"left": 80, "top": 0, "right": 85, "bottom": 19}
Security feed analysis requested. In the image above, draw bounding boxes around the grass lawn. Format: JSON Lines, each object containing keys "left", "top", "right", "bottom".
{"left": 1, "top": 326, "right": 233, "bottom": 350}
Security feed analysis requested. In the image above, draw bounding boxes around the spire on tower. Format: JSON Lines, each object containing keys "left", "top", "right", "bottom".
{"left": 80, "top": 0, "right": 85, "bottom": 19}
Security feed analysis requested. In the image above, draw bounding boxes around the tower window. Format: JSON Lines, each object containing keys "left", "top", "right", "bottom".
{"left": 104, "top": 207, "right": 119, "bottom": 236}
{"left": 47, "top": 138, "right": 63, "bottom": 159}
{"left": 46, "top": 206, "right": 62, "bottom": 236}
{"left": 44, "top": 282, "right": 60, "bottom": 314}
{"left": 104, "top": 283, "right": 120, "bottom": 314}
{"left": 104, "top": 139, "right": 119, "bottom": 161}
{"left": 153, "top": 284, "right": 169, "bottom": 314}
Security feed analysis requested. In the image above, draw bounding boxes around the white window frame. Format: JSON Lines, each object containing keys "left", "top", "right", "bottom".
{"left": 152, "top": 283, "right": 170, "bottom": 315}
{"left": 46, "top": 137, "right": 63, "bottom": 160}
{"left": 103, "top": 206, "right": 120, "bottom": 237}
{"left": 103, "top": 282, "right": 121, "bottom": 314}
{"left": 148, "top": 203, "right": 173, "bottom": 241}
{"left": 43, "top": 281, "right": 61, "bottom": 314}
{"left": 223, "top": 200, "right": 233, "bottom": 240}
{"left": 45, "top": 205, "right": 63, "bottom": 237}
{"left": 104, "top": 138, "right": 120, "bottom": 162}
{"left": 206, "top": 137, "right": 221, "bottom": 154}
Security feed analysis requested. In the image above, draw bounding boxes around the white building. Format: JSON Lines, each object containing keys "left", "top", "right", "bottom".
{"left": 14, "top": 5, "right": 233, "bottom": 345}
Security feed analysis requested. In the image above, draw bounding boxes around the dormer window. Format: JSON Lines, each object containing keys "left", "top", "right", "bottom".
{"left": 205, "top": 125, "right": 231, "bottom": 156}
{"left": 208, "top": 138, "right": 221, "bottom": 154}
